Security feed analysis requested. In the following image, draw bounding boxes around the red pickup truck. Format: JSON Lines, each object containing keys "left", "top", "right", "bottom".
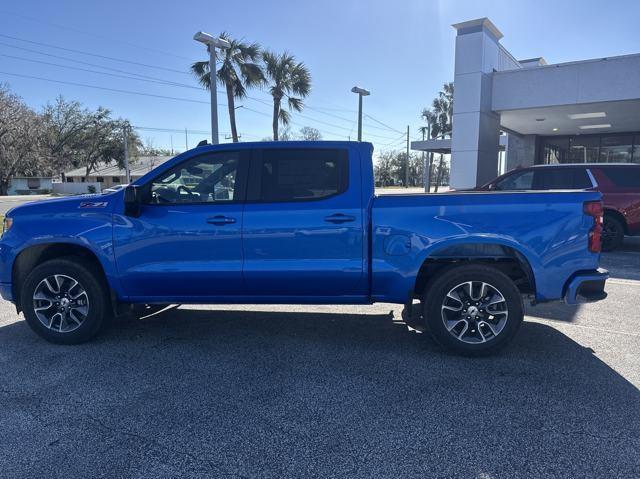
{"left": 478, "top": 163, "right": 640, "bottom": 251}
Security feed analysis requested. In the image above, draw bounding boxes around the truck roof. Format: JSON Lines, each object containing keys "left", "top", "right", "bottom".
{"left": 193, "top": 140, "right": 374, "bottom": 151}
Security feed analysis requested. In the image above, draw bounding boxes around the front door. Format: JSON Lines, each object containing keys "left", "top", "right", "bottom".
{"left": 113, "top": 149, "right": 249, "bottom": 301}
{"left": 242, "top": 147, "right": 366, "bottom": 299}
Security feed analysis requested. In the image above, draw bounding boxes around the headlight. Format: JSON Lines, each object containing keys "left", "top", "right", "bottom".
{"left": 2, "top": 216, "right": 12, "bottom": 237}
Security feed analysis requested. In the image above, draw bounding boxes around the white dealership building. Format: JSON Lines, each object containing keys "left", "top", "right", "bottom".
{"left": 412, "top": 17, "right": 640, "bottom": 189}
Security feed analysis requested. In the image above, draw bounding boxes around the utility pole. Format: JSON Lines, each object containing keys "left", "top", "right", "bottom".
{"left": 170, "top": 135, "right": 174, "bottom": 155}
{"left": 351, "top": 86, "right": 370, "bottom": 141}
{"left": 194, "top": 31, "right": 230, "bottom": 145}
{"left": 421, "top": 129, "right": 427, "bottom": 192}
{"left": 405, "top": 125, "right": 410, "bottom": 187}
{"left": 123, "top": 123, "right": 131, "bottom": 184}
{"left": 185, "top": 128, "right": 188, "bottom": 150}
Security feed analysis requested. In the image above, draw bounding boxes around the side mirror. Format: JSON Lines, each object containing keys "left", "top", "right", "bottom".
{"left": 124, "top": 185, "right": 142, "bottom": 217}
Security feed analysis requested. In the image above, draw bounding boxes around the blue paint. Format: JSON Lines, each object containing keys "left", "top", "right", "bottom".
{"left": 0, "top": 141, "right": 607, "bottom": 308}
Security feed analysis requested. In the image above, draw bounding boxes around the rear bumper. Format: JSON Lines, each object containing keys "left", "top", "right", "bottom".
{"left": 0, "top": 282, "right": 13, "bottom": 302}
{"left": 564, "top": 268, "right": 609, "bottom": 305}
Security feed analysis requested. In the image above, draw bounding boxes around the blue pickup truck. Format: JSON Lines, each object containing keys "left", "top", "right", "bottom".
{"left": 0, "top": 141, "right": 608, "bottom": 354}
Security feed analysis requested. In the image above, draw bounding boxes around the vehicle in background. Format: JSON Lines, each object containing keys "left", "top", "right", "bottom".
{"left": 0, "top": 142, "right": 608, "bottom": 355}
{"left": 478, "top": 163, "right": 640, "bottom": 251}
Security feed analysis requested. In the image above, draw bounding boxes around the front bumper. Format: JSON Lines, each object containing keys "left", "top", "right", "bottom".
{"left": 564, "top": 268, "right": 609, "bottom": 305}
{"left": 0, "top": 282, "right": 13, "bottom": 302}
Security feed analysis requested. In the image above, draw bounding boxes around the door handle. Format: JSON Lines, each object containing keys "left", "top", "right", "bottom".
{"left": 324, "top": 213, "right": 356, "bottom": 224}
{"left": 206, "top": 215, "right": 236, "bottom": 225}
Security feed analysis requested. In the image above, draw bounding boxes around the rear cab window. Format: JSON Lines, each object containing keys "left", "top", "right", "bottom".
{"left": 251, "top": 148, "right": 349, "bottom": 202}
{"left": 533, "top": 168, "right": 593, "bottom": 189}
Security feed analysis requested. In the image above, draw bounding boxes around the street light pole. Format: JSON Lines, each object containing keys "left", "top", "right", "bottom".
{"left": 194, "top": 31, "right": 230, "bottom": 145}
{"left": 351, "top": 86, "right": 370, "bottom": 141}
{"left": 207, "top": 44, "right": 219, "bottom": 144}
{"left": 405, "top": 125, "right": 410, "bottom": 188}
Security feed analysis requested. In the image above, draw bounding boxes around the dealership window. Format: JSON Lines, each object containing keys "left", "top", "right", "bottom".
{"left": 569, "top": 136, "right": 600, "bottom": 163}
{"left": 540, "top": 133, "right": 640, "bottom": 164}
{"left": 66, "top": 177, "right": 74, "bottom": 183}
{"left": 112, "top": 177, "right": 121, "bottom": 183}
{"left": 96, "top": 177, "right": 104, "bottom": 183}
{"left": 600, "top": 136, "right": 633, "bottom": 163}
{"left": 542, "top": 138, "right": 570, "bottom": 164}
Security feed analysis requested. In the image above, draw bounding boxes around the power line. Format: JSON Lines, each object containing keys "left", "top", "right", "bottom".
{"left": 0, "top": 53, "right": 203, "bottom": 90}
{"left": 0, "top": 68, "right": 402, "bottom": 144}
{"left": 0, "top": 41, "right": 195, "bottom": 86}
{"left": 0, "top": 70, "right": 216, "bottom": 105}
{"left": 364, "top": 114, "right": 404, "bottom": 134}
{"left": 0, "top": 9, "right": 195, "bottom": 61}
{"left": 0, "top": 33, "right": 190, "bottom": 75}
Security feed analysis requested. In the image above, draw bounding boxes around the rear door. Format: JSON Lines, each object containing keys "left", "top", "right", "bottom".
{"left": 241, "top": 146, "right": 366, "bottom": 299}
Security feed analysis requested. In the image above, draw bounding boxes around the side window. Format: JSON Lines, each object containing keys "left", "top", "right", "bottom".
{"left": 600, "top": 167, "right": 640, "bottom": 188}
{"left": 495, "top": 170, "right": 534, "bottom": 190}
{"left": 258, "top": 149, "right": 348, "bottom": 202}
{"left": 149, "top": 151, "right": 241, "bottom": 204}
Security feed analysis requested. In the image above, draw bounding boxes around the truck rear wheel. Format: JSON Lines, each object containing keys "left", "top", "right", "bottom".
{"left": 21, "top": 258, "right": 109, "bottom": 344}
{"left": 423, "top": 264, "right": 523, "bottom": 356}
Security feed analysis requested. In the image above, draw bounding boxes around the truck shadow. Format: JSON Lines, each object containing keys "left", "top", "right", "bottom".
{"left": 0, "top": 308, "right": 638, "bottom": 477}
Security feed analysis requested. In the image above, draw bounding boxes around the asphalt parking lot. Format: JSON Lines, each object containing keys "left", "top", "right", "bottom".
{"left": 1, "top": 240, "right": 639, "bottom": 478}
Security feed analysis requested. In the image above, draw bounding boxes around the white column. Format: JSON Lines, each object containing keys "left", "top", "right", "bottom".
{"left": 450, "top": 18, "right": 506, "bottom": 188}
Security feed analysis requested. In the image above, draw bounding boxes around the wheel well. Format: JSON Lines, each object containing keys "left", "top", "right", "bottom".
{"left": 12, "top": 243, "right": 109, "bottom": 309}
{"left": 414, "top": 244, "right": 535, "bottom": 298}
{"left": 604, "top": 209, "right": 628, "bottom": 235}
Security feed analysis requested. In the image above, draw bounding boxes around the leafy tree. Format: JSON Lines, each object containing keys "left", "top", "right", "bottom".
{"left": 41, "top": 97, "right": 98, "bottom": 178}
{"left": 262, "top": 51, "right": 311, "bottom": 141}
{"left": 299, "top": 126, "right": 322, "bottom": 141}
{"left": 374, "top": 150, "right": 395, "bottom": 186}
{"left": 0, "top": 85, "right": 44, "bottom": 195}
{"left": 191, "top": 33, "right": 264, "bottom": 143}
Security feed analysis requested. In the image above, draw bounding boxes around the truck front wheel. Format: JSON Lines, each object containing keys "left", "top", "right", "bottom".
{"left": 423, "top": 264, "right": 524, "bottom": 355}
{"left": 21, "top": 258, "right": 109, "bottom": 344}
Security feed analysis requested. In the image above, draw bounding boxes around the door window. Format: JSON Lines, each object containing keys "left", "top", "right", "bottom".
{"left": 257, "top": 149, "right": 348, "bottom": 202}
{"left": 148, "top": 151, "right": 242, "bottom": 204}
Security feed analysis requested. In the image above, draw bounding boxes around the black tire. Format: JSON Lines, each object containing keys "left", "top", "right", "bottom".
{"left": 422, "top": 264, "right": 524, "bottom": 356}
{"left": 21, "top": 257, "right": 110, "bottom": 344}
{"left": 602, "top": 215, "right": 624, "bottom": 252}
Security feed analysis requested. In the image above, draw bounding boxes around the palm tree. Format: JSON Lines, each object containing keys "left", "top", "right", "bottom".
{"left": 262, "top": 51, "right": 311, "bottom": 141}
{"left": 419, "top": 108, "right": 437, "bottom": 192}
{"left": 191, "top": 33, "right": 264, "bottom": 143}
{"left": 421, "top": 82, "right": 454, "bottom": 191}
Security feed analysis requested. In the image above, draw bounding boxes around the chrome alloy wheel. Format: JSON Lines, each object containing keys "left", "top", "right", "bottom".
{"left": 440, "top": 281, "right": 508, "bottom": 344}
{"left": 32, "top": 274, "right": 90, "bottom": 333}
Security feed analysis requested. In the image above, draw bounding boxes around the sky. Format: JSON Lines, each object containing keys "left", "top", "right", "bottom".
{"left": 2, "top": 0, "right": 640, "bottom": 154}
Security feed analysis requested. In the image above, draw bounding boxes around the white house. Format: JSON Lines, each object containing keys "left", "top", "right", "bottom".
{"left": 7, "top": 177, "right": 53, "bottom": 195}
{"left": 64, "top": 156, "right": 172, "bottom": 189}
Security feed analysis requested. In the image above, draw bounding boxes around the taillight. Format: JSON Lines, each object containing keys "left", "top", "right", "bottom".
{"left": 584, "top": 200, "right": 603, "bottom": 253}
